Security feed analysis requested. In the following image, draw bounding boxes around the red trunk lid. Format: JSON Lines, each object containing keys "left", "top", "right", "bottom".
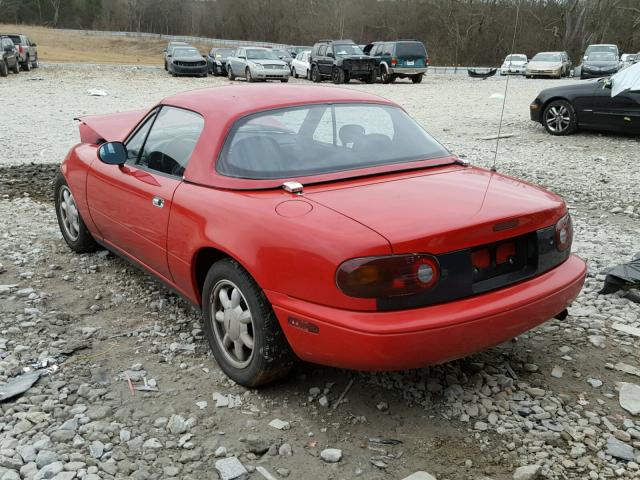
{"left": 307, "top": 167, "right": 565, "bottom": 254}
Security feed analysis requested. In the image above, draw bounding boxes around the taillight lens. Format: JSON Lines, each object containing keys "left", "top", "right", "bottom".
{"left": 336, "top": 254, "right": 439, "bottom": 298}
{"left": 391, "top": 57, "right": 397, "bottom": 66}
{"left": 555, "top": 213, "right": 573, "bottom": 251}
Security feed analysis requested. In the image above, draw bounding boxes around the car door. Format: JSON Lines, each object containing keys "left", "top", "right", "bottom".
{"left": 86, "top": 106, "right": 205, "bottom": 279}
{"left": 317, "top": 45, "right": 329, "bottom": 76}
{"left": 593, "top": 88, "right": 640, "bottom": 133}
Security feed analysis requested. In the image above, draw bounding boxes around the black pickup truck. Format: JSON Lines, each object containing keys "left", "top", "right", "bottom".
{"left": 310, "top": 40, "right": 375, "bottom": 84}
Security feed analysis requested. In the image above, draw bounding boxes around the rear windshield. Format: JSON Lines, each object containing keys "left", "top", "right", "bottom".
{"left": 8, "top": 35, "right": 21, "bottom": 44}
{"left": 505, "top": 54, "right": 527, "bottom": 62}
{"left": 217, "top": 103, "right": 450, "bottom": 180}
{"left": 396, "top": 42, "right": 426, "bottom": 57}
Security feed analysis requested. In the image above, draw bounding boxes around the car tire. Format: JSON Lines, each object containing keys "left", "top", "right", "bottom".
{"left": 164, "top": 61, "right": 168, "bottom": 71}
{"left": 381, "top": 67, "right": 391, "bottom": 84}
{"left": 54, "top": 173, "right": 99, "bottom": 254}
{"left": 306, "top": 68, "right": 310, "bottom": 80}
{"left": 10, "top": 59, "right": 19, "bottom": 74}
{"left": 280, "top": 78, "right": 289, "bottom": 83}
{"left": 22, "top": 57, "right": 31, "bottom": 71}
{"left": 246, "top": 68, "right": 254, "bottom": 82}
{"left": 202, "top": 259, "right": 294, "bottom": 387}
{"left": 292, "top": 66, "right": 297, "bottom": 78}
{"left": 32, "top": 57, "right": 38, "bottom": 68}
{"left": 228, "top": 66, "right": 235, "bottom": 80}
{"left": 311, "top": 65, "right": 321, "bottom": 83}
{"left": 332, "top": 67, "right": 344, "bottom": 84}
{"left": 0, "top": 61, "right": 7, "bottom": 78}
{"left": 364, "top": 71, "right": 375, "bottom": 84}
{"left": 542, "top": 99, "right": 578, "bottom": 136}
{"left": 211, "top": 63, "right": 217, "bottom": 76}
{"left": 411, "top": 74, "right": 423, "bottom": 84}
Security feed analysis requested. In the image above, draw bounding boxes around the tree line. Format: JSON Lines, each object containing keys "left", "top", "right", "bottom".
{"left": 2, "top": 0, "right": 639, "bottom": 65}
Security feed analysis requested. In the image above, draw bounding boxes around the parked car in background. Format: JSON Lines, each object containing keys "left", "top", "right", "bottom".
{"left": 0, "top": 33, "right": 38, "bottom": 70}
{"left": 227, "top": 47, "right": 289, "bottom": 82}
{"left": 500, "top": 53, "right": 528, "bottom": 75}
{"left": 290, "top": 50, "right": 311, "bottom": 79}
{"left": 526, "top": 52, "right": 565, "bottom": 78}
{"left": 310, "top": 40, "right": 375, "bottom": 84}
{"left": 530, "top": 77, "right": 640, "bottom": 135}
{"left": 60, "top": 85, "right": 585, "bottom": 386}
{"left": 287, "top": 45, "right": 311, "bottom": 58}
{"left": 167, "top": 46, "right": 208, "bottom": 77}
{"left": 207, "top": 48, "right": 235, "bottom": 76}
{"left": 163, "top": 41, "right": 190, "bottom": 71}
{"left": 274, "top": 49, "right": 293, "bottom": 65}
{"left": 0, "top": 36, "right": 20, "bottom": 77}
{"left": 580, "top": 50, "right": 620, "bottom": 79}
{"left": 620, "top": 54, "right": 637, "bottom": 69}
{"left": 364, "top": 40, "right": 428, "bottom": 83}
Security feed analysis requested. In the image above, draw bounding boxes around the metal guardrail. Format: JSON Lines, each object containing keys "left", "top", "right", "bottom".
{"left": 56, "top": 28, "right": 289, "bottom": 50}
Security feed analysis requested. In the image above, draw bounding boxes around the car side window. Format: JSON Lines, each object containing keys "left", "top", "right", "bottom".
{"left": 136, "top": 107, "right": 205, "bottom": 177}
{"left": 383, "top": 43, "right": 394, "bottom": 56}
{"left": 318, "top": 45, "right": 327, "bottom": 57}
{"left": 125, "top": 110, "right": 157, "bottom": 162}
{"left": 326, "top": 46, "right": 333, "bottom": 57}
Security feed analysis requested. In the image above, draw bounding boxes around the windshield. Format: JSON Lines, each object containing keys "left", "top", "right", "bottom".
{"left": 505, "top": 54, "right": 526, "bottom": 62}
{"left": 217, "top": 103, "right": 450, "bottom": 180}
{"left": 586, "top": 45, "right": 618, "bottom": 55}
{"left": 214, "top": 49, "right": 234, "bottom": 58}
{"left": 532, "top": 53, "right": 561, "bottom": 62}
{"left": 396, "top": 42, "right": 427, "bottom": 57}
{"left": 334, "top": 44, "right": 363, "bottom": 56}
{"left": 173, "top": 48, "right": 200, "bottom": 56}
{"left": 247, "top": 49, "right": 280, "bottom": 60}
{"left": 587, "top": 52, "right": 617, "bottom": 61}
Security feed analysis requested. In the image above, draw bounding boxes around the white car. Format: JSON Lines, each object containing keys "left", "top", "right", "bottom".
{"left": 620, "top": 53, "right": 637, "bottom": 69}
{"left": 290, "top": 50, "right": 311, "bottom": 79}
{"left": 500, "top": 54, "right": 528, "bottom": 75}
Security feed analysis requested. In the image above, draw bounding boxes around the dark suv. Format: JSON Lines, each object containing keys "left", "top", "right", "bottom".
{"left": 363, "top": 40, "right": 429, "bottom": 83}
{"left": 310, "top": 40, "right": 375, "bottom": 84}
{"left": 0, "top": 36, "right": 20, "bottom": 77}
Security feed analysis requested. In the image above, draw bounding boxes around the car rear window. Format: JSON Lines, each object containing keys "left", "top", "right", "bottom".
{"left": 8, "top": 35, "right": 21, "bottom": 44}
{"left": 217, "top": 103, "right": 449, "bottom": 180}
{"left": 396, "top": 42, "right": 427, "bottom": 57}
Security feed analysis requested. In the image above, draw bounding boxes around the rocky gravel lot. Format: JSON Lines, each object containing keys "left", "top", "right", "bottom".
{"left": 0, "top": 64, "right": 639, "bottom": 480}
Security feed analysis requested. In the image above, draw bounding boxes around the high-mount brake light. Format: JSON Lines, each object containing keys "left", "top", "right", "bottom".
{"left": 555, "top": 213, "right": 573, "bottom": 252}
{"left": 336, "top": 254, "right": 439, "bottom": 299}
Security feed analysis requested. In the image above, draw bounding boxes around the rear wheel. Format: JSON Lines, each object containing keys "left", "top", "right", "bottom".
{"left": 381, "top": 67, "right": 391, "bottom": 84}
{"left": 332, "top": 67, "right": 344, "bottom": 84}
{"left": 32, "top": 57, "right": 38, "bottom": 68}
{"left": 542, "top": 99, "right": 578, "bottom": 136}
{"left": 411, "top": 74, "right": 423, "bottom": 84}
{"left": 22, "top": 57, "right": 31, "bottom": 71}
{"left": 202, "top": 259, "right": 294, "bottom": 387}
{"left": 0, "top": 61, "right": 7, "bottom": 78}
{"left": 54, "top": 174, "right": 99, "bottom": 253}
{"left": 311, "top": 65, "right": 321, "bottom": 83}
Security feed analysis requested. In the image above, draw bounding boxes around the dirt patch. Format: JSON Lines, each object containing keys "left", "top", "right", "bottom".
{"left": 0, "top": 163, "right": 58, "bottom": 202}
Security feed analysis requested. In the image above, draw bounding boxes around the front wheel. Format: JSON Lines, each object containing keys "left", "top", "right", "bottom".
{"left": 246, "top": 68, "right": 254, "bottom": 82}
{"left": 228, "top": 65, "right": 235, "bottom": 80}
{"left": 364, "top": 71, "right": 375, "bottom": 84}
{"left": 10, "top": 59, "right": 19, "bottom": 74}
{"left": 54, "top": 174, "right": 99, "bottom": 253}
{"left": 332, "top": 67, "right": 345, "bottom": 84}
{"left": 542, "top": 99, "right": 578, "bottom": 136}
{"left": 311, "top": 65, "right": 321, "bottom": 83}
{"left": 280, "top": 77, "right": 289, "bottom": 83}
{"left": 202, "top": 259, "right": 294, "bottom": 387}
{"left": 0, "top": 61, "right": 7, "bottom": 78}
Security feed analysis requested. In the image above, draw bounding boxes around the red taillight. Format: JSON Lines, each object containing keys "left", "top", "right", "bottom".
{"left": 18, "top": 45, "right": 24, "bottom": 54}
{"left": 471, "top": 249, "right": 490, "bottom": 269}
{"left": 496, "top": 242, "right": 516, "bottom": 264}
{"left": 555, "top": 213, "right": 573, "bottom": 251}
{"left": 426, "top": 58, "right": 430, "bottom": 66}
{"left": 391, "top": 58, "right": 397, "bottom": 66}
{"left": 336, "top": 254, "right": 439, "bottom": 298}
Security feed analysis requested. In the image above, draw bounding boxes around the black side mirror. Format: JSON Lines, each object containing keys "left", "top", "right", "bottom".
{"left": 98, "top": 141, "right": 128, "bottom": 165}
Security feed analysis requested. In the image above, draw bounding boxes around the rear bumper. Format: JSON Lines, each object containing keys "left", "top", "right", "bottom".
{"left": 268, "top": 254, "right": 586, "bottom": 371}
{"left": 389, "top": 67, "right": 427, "bottom": 75}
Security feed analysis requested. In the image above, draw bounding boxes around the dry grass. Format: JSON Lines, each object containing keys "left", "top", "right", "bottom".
{"left": 0, "top": 24, "right": 211, "bottom": 65}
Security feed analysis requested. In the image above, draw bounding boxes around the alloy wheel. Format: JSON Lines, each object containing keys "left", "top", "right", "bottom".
{"left": 58, "top": 186, "right": 80, "bottom": 241}
{"left": 210, "top": 280, "right": 255, "bottom": 369}
{"left": 545, "top": 105, "right": 570, "bottom": 133}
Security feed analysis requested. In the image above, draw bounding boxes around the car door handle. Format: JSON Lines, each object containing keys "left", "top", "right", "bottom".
{"left": 152, "top": 197, "right": 164, "bottom": 208}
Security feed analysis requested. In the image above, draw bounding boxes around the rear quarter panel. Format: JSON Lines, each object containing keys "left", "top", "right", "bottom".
{"left": 167, "top": 183, "right": 392, "bottom": 310}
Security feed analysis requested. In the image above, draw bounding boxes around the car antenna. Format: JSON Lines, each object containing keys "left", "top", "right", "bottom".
{"left": 492, "top": 0, "right": 522, "bottom": 173}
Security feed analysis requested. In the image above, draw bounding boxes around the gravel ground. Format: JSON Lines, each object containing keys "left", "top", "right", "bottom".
{"left": 0, "top": 64, "right": 639, "bottom": 480}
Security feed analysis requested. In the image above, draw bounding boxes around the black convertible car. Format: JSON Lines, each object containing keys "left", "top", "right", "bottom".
{"left": 530, "top": 78, "right": 640, "bottom": 135}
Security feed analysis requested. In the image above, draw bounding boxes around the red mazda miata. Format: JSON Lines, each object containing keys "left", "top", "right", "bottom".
{"left": 56, "top": 85, "right": 586, "bottom": 386}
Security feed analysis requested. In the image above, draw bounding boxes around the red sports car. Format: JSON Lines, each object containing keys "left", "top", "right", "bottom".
{"left": 56, "top": 85, "right": 586, "bottom": 386}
